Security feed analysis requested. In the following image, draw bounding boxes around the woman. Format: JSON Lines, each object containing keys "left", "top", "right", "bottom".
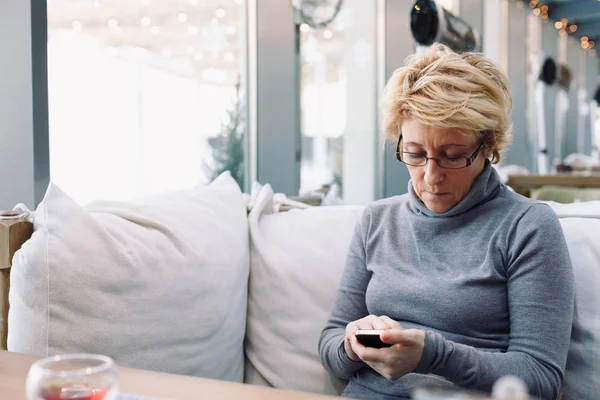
{"left": 319, "top": 43, "right": 574, "bottom": 400}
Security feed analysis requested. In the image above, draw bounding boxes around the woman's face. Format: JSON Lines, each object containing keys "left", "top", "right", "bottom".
{"left": 400, "top": 119, "right": 492, "bottom": 213}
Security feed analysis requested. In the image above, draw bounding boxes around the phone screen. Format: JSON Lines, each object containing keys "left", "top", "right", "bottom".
{"left": 355, "top": 329, "right": 392, "bottom": 348}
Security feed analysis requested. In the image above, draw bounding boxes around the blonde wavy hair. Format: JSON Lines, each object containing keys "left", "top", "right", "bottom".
{"left": 381, "top": 43, "right": 513, "bottom": 164}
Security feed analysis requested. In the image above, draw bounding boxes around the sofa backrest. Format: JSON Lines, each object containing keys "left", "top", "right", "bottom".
{"left": 5, "top": 172, "right": 250, "bottom": 383}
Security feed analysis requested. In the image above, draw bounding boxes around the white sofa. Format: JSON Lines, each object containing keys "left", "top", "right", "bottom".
{"left": 5, "top": 172, "right": 600, "bottom": 399}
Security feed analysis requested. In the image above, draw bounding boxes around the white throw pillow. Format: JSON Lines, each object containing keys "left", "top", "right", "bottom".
{"left": 559, "top": 218, "right": 600, "bottom": 400}
{"left": 545, "top": 200, "right": 600, "bottom": 219}
{"left": 8, "top": 172, "right": 249, "bottom": 382}
{"left": 245, "top": 184, "right": 364, "bottom": 395}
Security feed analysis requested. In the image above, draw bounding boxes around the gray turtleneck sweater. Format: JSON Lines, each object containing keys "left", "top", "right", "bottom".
{"left": 319, "top": 163, "right": 574, "bottom": 400}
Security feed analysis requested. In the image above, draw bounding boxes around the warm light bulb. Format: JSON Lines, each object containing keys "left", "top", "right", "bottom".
{"left": 216, "top": 8, "right": 226, "bottom": 18}
{"left": 188, "top": 26, "right": 199, "bottom": 35}
{"left": 178, "top": 13, "right": 188, "bottom": 22}
{"left": 300, "top": 23, "right": 310, "bottom": 33}
{"left": 323, "top": 29, "right": 333, "bottom": 39}
{"left": 141, "top": 16, "right": 151, "bottom": 26}
{"left": 108, "top": 19, "right": 119, "bottom": 28}
{"left": 555, "top": 21, "right": 562, "bottom": 29}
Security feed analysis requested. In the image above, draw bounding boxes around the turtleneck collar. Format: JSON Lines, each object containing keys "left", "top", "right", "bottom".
{"left": 407, "top": 160, "right": 502, "bottom": 218}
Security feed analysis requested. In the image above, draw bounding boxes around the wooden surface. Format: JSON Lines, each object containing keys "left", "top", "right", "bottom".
{"left": 0, "top": 269, "right": 10, "bottom": 351}
{"left": 0, "top": 216, "right": 33, "bottom": 351}
{"left": 0, "top": 350, "right": 339, "bottom": 400}
{"left": 507, "top": 174, "right": 600, "bottom": 191}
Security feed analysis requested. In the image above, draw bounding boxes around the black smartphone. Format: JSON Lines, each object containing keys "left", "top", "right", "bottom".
{"left": 354, "top": 329, "right": 392, "bottom": 349}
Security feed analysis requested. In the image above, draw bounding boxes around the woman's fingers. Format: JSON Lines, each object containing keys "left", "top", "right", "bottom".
{"left": 379, "top": 315, "right": 402, "bottom": 330}
{"left": 380, "top": 328, "right": 421, "bottom": 346}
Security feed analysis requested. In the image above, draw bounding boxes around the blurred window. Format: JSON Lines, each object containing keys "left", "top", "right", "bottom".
{"left": 47, "top": 0, "right": 247, "bottom": 204}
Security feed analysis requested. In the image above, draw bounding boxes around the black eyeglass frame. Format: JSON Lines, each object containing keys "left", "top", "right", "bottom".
{"left": 395, "top": 134, "right": 485, "bottom": 170}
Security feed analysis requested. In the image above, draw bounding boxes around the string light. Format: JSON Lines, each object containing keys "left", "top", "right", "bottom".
{"left": 323, "top": 29, "right": 333, "bottom": 39}
{"left": 216, "top": 8, "right": 226, "bottom": 18}
{"left": 141, "top": 16, "right": 151, "bottom": 26}
{"left": 108, "top": 19, "right": 119, "bottom": 29}
{"left": 188, "top": 26, "right": 199, "bottom": 35}
{"left": 300, "top": 23, "right": 310, "bottom": 33}
{"left": 533, "top": 8, "right": 541, "bottom": 16}
{"left": 178, "top": 13, "right": 188, "bottom": 22}
{"left": 226, "top": 26, "right": 237, "bottom": 35}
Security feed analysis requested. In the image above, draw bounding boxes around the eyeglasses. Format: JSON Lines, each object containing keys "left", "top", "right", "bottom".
{"left": 395, "top": 134, "right": 485, "bottom": 170}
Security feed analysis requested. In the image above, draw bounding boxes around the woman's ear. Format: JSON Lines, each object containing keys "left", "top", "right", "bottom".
{"left": 485, "top": 141, "right": 497, "bottom": 160}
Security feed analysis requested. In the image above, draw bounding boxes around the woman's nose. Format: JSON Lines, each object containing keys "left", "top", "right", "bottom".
{"left": 423, "top": 159, "right": 445, "bottom": 186}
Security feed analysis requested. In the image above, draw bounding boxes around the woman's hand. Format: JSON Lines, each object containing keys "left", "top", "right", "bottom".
{"left": 345, "top": 316, "right": 425, "bottom": 380}
{"left": 361, "top": 328, "right": 425, "bottom": 381}
{"left": 344, "top": 315, "right": 401, "bottom": 362}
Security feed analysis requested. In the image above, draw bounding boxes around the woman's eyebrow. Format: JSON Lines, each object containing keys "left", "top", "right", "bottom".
{"left": 403, "top": 141, "right": 469, "bottom": 148}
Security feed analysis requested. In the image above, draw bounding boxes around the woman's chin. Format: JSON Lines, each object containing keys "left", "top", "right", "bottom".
{"left": 423, "top": 199, "right": 455, "bottom": 213}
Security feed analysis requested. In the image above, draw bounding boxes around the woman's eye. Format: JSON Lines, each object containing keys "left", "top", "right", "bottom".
{"left": 407, "top": 153, "right": 425, "bottom": 160}
{"left": 445, "top": 155, "right": 463, "bottom": 161}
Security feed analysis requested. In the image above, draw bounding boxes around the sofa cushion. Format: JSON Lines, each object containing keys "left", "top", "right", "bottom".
{"left": 8, "top": 172, "right": 249, "bottom": 382}
{"left": 544, "top": 200, "right": 600, "bottom": 219}
{"left": 245, "top": 184, "right": 364, "bottom": 395}
{"left": 559, "top": 218, "right": 600, "bottom": 400}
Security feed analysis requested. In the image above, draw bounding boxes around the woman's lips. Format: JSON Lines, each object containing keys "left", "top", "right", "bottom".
{"left": 423, "top": 191, "right": 448, "bottom": 200}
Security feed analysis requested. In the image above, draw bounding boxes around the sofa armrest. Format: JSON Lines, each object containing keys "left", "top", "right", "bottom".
{"left": 0, "top": 211, "right": 33, "bottom": 350}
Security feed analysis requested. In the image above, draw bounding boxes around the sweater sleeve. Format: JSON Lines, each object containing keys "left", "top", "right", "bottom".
{"left": 318, "top": 207, "right": 372, "bottom": 379}
{"left": 415, "top": 203, "right": 574, "bottom": 400}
